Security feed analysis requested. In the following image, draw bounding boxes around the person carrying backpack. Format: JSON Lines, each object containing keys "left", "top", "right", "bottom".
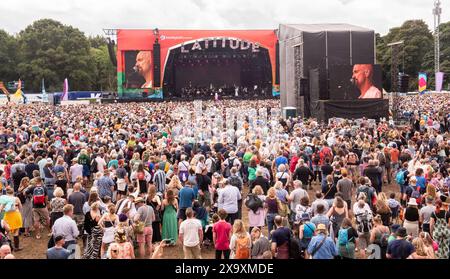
{"left": 337, "top": 218, "right": 358, "bottom": 259}
{"left": 298, "top": 213, "right": 316, "bottom": 258}
{"left": 396, "top": 162, "right": 410, "bottom": 206}
{"left": 370, "top": 215, "right": 390, "bottom": 259}
{"left": 270, "top": 216, "right": 292, "bottom": 259}
{"left": 222, "top": 152, "right": 240, "bottom": 178}
{"left": 25, "top": 179, "right": 49, "bottom": 240}
{"left": 353, "top": 196, "right": 373, "bottom": 258}
{"left": 245, "top": 186, "right": 265, "bottom": 232}
{"left": 307, "top": 223, "right": 338, "bottom": 259}
{"left": 404, "top": 177, "right": 421, "bottom": 207}
{"left": 230, "top": 220, "right": 251, "bottom": 259}
{"left": 356, "top": 177, "right": 375, "bottom": 209}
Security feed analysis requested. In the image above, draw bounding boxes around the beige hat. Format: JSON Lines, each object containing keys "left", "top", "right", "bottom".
{"left": 316, "top": 224, "right": 327, "bottom": 232}
{"left": 407, "top": 198, "right": 418, "bottom": 206}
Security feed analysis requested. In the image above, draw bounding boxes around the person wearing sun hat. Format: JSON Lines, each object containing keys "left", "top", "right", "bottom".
{"left": 306, "top": 223, "right": 337, "bottom": 259}
{"left": 403, "top": 198, "right": 420, "bottom": 238}
{"left": 134, "top": 196, "right": 155, "bottom": 259}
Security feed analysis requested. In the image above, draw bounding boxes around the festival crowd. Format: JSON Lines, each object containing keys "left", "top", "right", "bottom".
{"left": 0, "top": 93, "right": 449, "bottom": 260}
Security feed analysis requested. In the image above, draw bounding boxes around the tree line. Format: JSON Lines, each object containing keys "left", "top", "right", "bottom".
{"left": 0, "top": 18, "right": 449, "bottom": 92}
{"left": 377, "top": 19, "right": 449, "bottom": 91}
{"left": 0, "top": 19, "right": 115, "bottom": 92}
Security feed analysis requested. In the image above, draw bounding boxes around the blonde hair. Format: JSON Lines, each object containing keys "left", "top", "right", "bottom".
{"left": 233, "top": 219, "right": 247, "bottom": 238}
{"left": 53, "top": 187, "right": 64, "bottom": 198}
{"left": 252, "top": 185, "right": 264, "bottom": 196}
{"left": 267, "top": 187, "right": 276, "bottom": 199}
{"left": 63, "top": 204, "right": 74, "bottom": 215}
{"left": 377, "top": 192, "right": 388, "bottom": 203}
{"left": 108, "top": 204, "right": 117, "bottom": 214}
{"left": 412, "top": 238, "right": 427, "bottom": 257}
{"left": 274, "top": 181, "right": 283, "bottom": 190}
{"left": 91, "top": 201, "right": 100, "bottom": 211}
{"left": 326, "top": 174, "right": 333, "bottom": 184}
{"left": 168, "top": 175, "right": 182, "bottom": 189}
{"left": 426, "top": 184, "right": 436, "bottom": 199}
{"left": 419, "top": 232, "right": 433, "bottom": 246}
{"left": 373, "top": 214, "right": 382, "bottom": 224}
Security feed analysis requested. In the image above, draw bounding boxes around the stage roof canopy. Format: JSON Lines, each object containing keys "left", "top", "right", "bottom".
{"left": 280, "top": 23, "right": 372, "bottom": 33}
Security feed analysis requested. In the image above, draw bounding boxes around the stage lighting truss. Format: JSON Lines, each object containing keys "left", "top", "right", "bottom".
{"left": 103, "top": 28, "right": 117, "bottom": 42}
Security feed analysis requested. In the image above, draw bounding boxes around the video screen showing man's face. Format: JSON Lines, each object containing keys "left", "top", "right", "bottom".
{"left": 352, "top": 64, "right": 381, "bottom": 99}
{"left": 124, "top": 50, "right": 153, "bottom": 89}
{"left": 329, "top": 64, "right": 382, "bottom": 100}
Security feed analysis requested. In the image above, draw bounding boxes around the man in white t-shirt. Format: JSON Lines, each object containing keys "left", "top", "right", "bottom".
{"left": 179, "top": 208, "right": 203, "bottom": 259}
{"left": 95, "top": 154, "right": 106, "bottom": 174}
{"left": 205, "top": 153, "right": 216, "bottom": 176}
{"left": 288, "top": 180, "right": 308, "bottom": 213}
{"left": 195, "top": 155, "right": 207, "bottom": 175}
{"left": 69, "top": 158, "right": 83, "bottom": 185}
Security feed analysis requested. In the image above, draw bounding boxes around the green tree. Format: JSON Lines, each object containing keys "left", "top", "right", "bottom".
{"left": 0, "top": 30, "right": 18, "bottom": 83}
{"left": 377, "top": 20, "right": 434, "bottom": 91}
{"left": 422, "top": 21, "right": 450, "bottom": 91}
{"left": 89, "top": 35, "right": 107, "bottom": 49}
{"left": 90, "top": 45, "right": 117, "bottom": 91}
{"left": 16, "top": 19, "right": 95, "bottom": 92}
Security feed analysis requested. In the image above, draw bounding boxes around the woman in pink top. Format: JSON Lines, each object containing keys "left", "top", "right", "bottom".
{"left": 213, "top": 209, "right": 232, "bottom": 259}
{"left": 246, "top": 186, "right": 266, "bottom": 232}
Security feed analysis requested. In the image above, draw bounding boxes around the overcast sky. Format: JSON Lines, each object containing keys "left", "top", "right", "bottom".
{"left": 1, "top": 0, "right": 448, "bottom": 36}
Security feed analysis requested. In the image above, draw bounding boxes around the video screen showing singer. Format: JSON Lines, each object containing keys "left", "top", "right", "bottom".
{"left": 352, "top": 64, "right": 382, "bottom": 99}
{"left": 134, "top": 51, "right": 153, "bottom": 88}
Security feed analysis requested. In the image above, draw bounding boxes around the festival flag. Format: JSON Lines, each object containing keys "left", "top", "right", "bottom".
{"left": 418, "top": 72, "right": 427, "bottom": 94}
{"left": 41, "top": 78, "right": 48, "bottom": 102}
{"left": 13, "top": 79, "right": 23, "bottom": 98}
{"left": 62, "top": 78, "right": 69, "bottom": 101}
{"left": 435, "top": 72, "right": 444, "bottom": 92}
{"left": 9, "top": 79, "right": 24, "bottom": 103}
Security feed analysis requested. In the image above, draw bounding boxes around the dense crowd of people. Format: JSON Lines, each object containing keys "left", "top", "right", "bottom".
{"left": 0, "top": 93, "right": 449, "bottom": 260}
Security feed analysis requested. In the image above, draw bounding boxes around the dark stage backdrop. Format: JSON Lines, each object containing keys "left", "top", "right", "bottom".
{"left": 313, "top": 99, "right": 389, "bottom": 121}
{"left": 174, "top": 63, "right": 241, "bottom": 92}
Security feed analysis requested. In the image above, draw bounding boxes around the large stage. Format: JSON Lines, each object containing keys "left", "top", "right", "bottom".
{"left": 116, "top": 29, "right": 279, "bottom": 99}
{"left": 112, "top": 24, "right": 389, "bottom": 121}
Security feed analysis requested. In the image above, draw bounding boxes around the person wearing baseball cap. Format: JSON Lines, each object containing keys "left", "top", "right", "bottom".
{"left": 306, "top": 223, "right": 338, "bottom": 259}
{"left": 46, "top": 235, "right": 71, "bottom": 259}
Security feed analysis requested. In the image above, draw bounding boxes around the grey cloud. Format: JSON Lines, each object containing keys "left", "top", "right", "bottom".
{"left": 0, "top": 0, "right": 447, "bottom": 36}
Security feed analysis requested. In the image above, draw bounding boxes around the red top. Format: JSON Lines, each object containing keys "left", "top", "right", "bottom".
{"left": 213, "top": 220, "right": 232, "bottom": 250}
